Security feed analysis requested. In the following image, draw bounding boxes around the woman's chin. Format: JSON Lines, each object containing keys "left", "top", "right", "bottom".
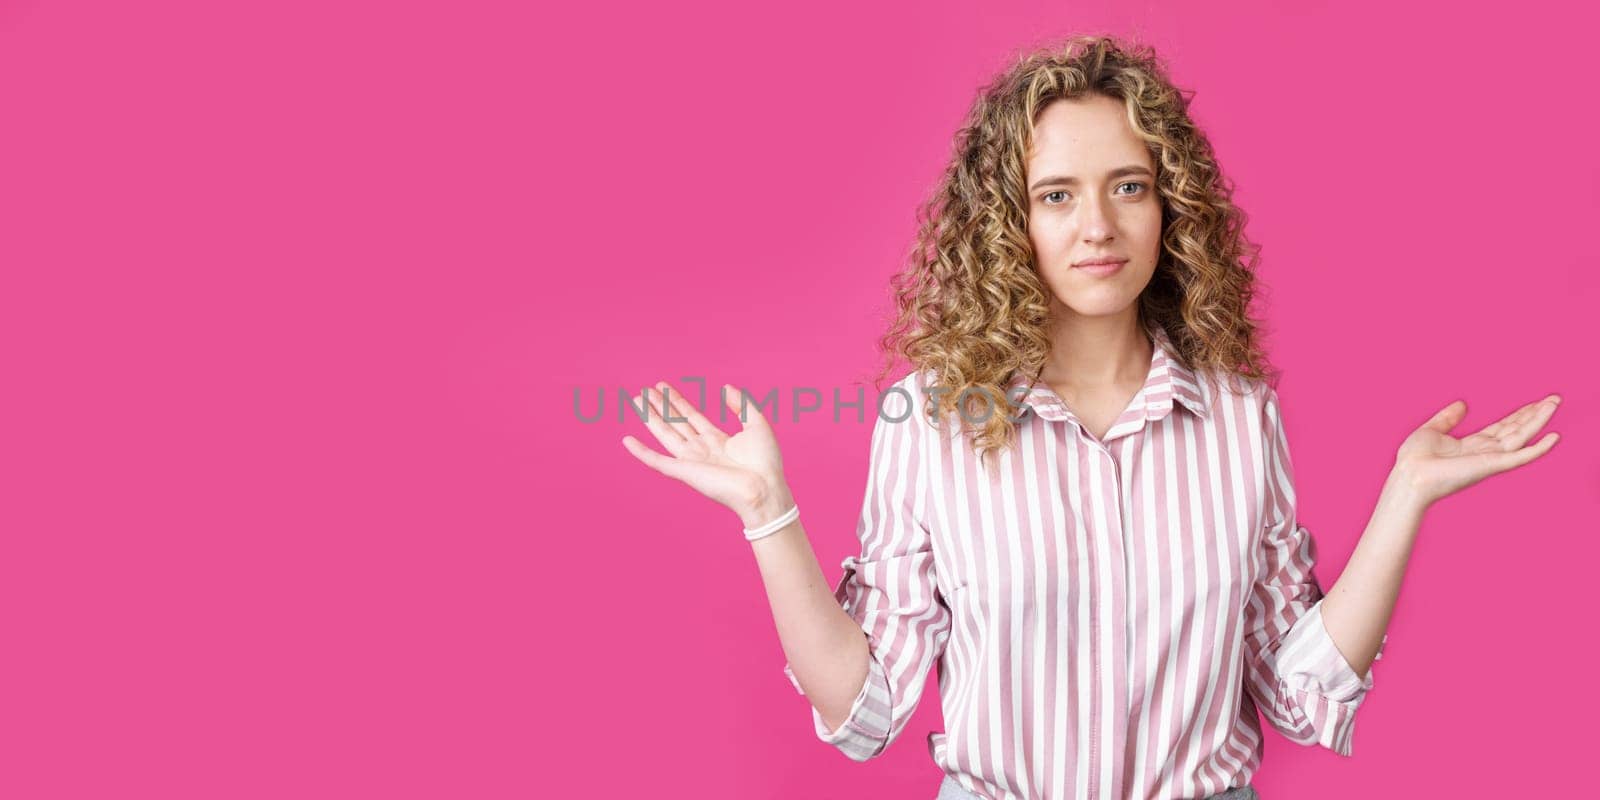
{"left": 1055, "top": 295, "right": 1141, "bottom": 319}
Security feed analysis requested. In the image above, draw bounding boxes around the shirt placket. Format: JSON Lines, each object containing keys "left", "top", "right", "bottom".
{"left": 1077, "top": 427, "right": 1132, "bottom": 800}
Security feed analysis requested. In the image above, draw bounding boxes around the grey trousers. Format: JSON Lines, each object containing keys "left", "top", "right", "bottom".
{"left": 936, "top": 773, "right": 1258, "bottom": 799}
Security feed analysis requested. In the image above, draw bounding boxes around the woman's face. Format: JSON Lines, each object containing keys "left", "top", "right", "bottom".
{"left": 1025, "top": 94, "right": 1163, "bottom": 321}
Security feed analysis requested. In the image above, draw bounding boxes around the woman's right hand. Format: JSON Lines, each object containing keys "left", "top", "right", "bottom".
{"left": 621, "top": 381, "right": 795, "bottom": 530}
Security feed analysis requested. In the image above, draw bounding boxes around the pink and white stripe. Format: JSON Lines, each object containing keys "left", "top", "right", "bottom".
{"left": 782, "top": 326, "right": 1385, "bottom": 799}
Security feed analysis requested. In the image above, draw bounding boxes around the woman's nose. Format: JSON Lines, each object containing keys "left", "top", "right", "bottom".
{"left": 1079, "top": 195, "right": 1114, "bottom": 242}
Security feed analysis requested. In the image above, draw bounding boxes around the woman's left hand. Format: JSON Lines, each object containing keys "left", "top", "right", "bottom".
{"left": 1393, "top": 394, "right": 1563, "bottom": 508}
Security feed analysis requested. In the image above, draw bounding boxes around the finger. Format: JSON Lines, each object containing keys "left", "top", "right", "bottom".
{"left": 722, "top": 383, "right": 771, "bottom": 430}
{"left": 1421, "top": 399, "right": 1467, "bottom": 433}
{"left": 1480, "top": 431, "right": 1560, "bottom": 473}
{"left": 635, "top": 389, "right": 689, "bottom": 455}
{"left": 1499, "top": 395, "right": 1562, "bottom": 450}
{"left": 1473, "top": 394, "right": 1558, "bottom": 448}
{"left": 622, "top": 434, "right": 689, "bottom": 480}
{"left": 644, "top": 386, "right": 700, "bottom": 443}
{"left": 656, "top": 381, "right": 727, "bottom": 441}
{"left": 1467, "top": 407, "right": 1520, "bottom": 444}
{"left": 1474, "top": 395, "right": 1556, "bottom": 440}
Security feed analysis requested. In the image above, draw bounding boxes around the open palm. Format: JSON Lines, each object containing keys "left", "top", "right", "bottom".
{"left": 621, "top": 381, "right": 788, "bottom": 522}
{"left": 1396, "top": 394, "right": 1562, "bottom": 506}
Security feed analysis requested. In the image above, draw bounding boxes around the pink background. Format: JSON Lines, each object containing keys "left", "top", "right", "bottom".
{"left": 2, "top": 1, "right": 1595, "bottom": 797}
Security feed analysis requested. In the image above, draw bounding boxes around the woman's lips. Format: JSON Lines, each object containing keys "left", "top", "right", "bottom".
{"left": 1073, "top": 259, "right": 1127, "bottom": 277}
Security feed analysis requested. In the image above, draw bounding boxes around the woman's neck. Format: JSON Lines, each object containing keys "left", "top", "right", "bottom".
{"left": 1040, "top": 306, "right": 1152, "bottom": 392}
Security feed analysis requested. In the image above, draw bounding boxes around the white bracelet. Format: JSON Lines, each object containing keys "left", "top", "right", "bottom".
{"left": 744, "top": 504, "right": 799, "bottom": 542}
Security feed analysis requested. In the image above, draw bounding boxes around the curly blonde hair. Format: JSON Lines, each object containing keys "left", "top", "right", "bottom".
{"left": 875, "top": 33, "right": 1279, "bottom": 467}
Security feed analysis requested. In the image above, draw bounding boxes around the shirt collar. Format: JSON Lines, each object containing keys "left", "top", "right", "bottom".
{"left": 1006, "top": 326, "right": 1209, "bottom": 434}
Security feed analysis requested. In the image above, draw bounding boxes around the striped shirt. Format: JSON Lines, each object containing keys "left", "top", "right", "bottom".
{"left": 782, "top": 326, "right": 1385, "bottom": 799}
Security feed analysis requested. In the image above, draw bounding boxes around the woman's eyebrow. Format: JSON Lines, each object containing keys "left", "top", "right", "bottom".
{"left": 1029, "top": 165, "right": 1154, "bottom": 191}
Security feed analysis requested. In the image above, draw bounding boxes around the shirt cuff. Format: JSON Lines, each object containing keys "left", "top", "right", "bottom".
{"left": 1278, "top": 601, "right": 1379, "bottom": 701}
{"left": 1274, "top": 602, "right": 1386, "bottom": 757}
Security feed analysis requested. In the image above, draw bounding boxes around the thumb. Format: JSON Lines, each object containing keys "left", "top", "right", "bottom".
{"left": 723, "top": 384, "right": 770, "bottom": 429}
{"left": 1421, "top": 399, "right": 1466, "bottom": 433}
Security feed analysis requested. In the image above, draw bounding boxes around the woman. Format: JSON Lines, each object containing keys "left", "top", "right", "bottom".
{"left": 620, "top": 35, "right": 1561, "bottom": 800}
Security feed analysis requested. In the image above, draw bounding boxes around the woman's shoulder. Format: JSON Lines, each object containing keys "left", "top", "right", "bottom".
{"left": 864, "top": 368, "right": 951, "bottom": 443}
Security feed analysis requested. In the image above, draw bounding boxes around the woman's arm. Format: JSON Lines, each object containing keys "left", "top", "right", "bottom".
{"left": 746, "top": 503, "right": 874, "bottom": 735}
{"left": 1315, "top": 470, "right": 1423, "bottom": 677}
{"left": 620, "top": 383, "right": 871, "bottom": 733}
{"left": 1318, "top": 395, "right": 1562, "bottom": 676}
{"left": 626, "top": 378, "right": 955, "bottom": 758}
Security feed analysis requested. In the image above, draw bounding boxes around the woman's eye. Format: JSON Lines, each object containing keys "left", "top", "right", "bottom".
{"left": 1042, "top": 183, "right": 1145, "bottom": 204}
